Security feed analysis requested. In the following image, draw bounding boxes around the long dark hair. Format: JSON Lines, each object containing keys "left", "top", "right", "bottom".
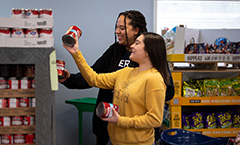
{"left": 142, "top": 32, "right": 170, "bottom": 85}
{"left": 113, "top": 10, "right": 147, "bottom": 69}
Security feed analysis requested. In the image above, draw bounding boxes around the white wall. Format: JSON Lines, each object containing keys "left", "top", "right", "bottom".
{"left": 0, "top": 0, "right": 153, "bottom": 144}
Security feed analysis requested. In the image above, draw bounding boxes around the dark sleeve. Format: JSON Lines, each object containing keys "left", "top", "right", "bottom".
{"left": 61, "top": 44, "right": 116, "bottom": 89}
{"left": 165, "top": 63, "right": 175, "bottom": 102}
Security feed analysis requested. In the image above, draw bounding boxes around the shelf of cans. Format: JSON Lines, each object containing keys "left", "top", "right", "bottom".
{"left": 0, "top": 64, "right": 36, "bottom": 144}
{"left": 0, "top": 8, "right": 53, "bottom": 48}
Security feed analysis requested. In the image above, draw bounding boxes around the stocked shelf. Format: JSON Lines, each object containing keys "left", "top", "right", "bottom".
{"left": 0, "top": 125, "right": 35, "bottom": 134}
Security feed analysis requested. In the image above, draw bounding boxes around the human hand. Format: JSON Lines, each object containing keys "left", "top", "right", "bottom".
{"left": 236, "top": 136, "right": 240, "bottom": 145}
{"left": 58, "top": 69, "right": 70, "bottom": 83}
{"left": 101, "top": 107, "right": 119, "bottom": 124}
{"left": 63, "top": 36, "right": 79, "bottom": 54}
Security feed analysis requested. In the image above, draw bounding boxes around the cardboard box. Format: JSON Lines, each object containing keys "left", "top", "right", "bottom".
{"left": 0, "top": 17, "right": 53, "bottom": 28}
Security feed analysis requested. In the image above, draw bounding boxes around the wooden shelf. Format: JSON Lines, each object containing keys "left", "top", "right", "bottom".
{"left": 0, "top": 125, "right": 35, "bottom": 134}
{"left": 0, "top": 89, "right": 35, "bottom": 98}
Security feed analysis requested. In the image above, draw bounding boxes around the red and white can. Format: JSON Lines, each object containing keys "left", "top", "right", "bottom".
{"left": 0, "top": 27, "right": 10, "bottom": 37}
{"left": 20, "top": 77, "right": 31, "bottom": 89}
{"left": 25, "top": 28, "right": 39, "bottom": 38}
{"left": 25, "top": 9, "right": 39, "bottom": 19}
{"left": 0, "top": 77, "right": 8, "bottom": 89}
{"left": 56, "top": 60, "right": 65, "bottom": 79}
{"left": 11, "top": 116, "right": 23, "bottom": 126}
{"left": 96, "top": 102, "right": 119, "bottom": 118}
{"left": 8, "top": 98, "right": 19, "bottom": 108}
{"left": 62, "top": 25, "right": 82, "bottom": 47}
{"left": 13, "top": 134, "right": 25, "bottom": 144}
{"left": 2, "top": 134, "right": 13, "bottom": 144}
{"left": 23, "top": 116, "right": 35, "bottom": 125}
{"left": 0, "top": 98, "right": 8, "bottom": 108}
{"left": 31, "top": 98, "right": 36, "bottom": 107}
{"left": 26, "top": 134, "right": 35, "bottom": 143}
{"left": 39, "top": 9, "right": 52, "bottom": 18}
{"left": 31, "top": 79, "right": 35, "bottom": 88}
{"left": 11, "top": 8, "right": 25, "bottom": 18}
{"left": 20, "top": 97, "right": 29, "bottom": 107}
{"left": 11, "top": 28, "right": 25, "bottom": 38}
{"left": 39, "top": 28, "right": 53, "bottom": 38}
{"left": 8, "top": 77, "right": 19, "bottom": 89}
{"left": 0, "top": 116, "right": 11, "bottom": 126}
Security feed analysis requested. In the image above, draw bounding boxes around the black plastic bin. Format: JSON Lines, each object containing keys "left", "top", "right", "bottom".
{"left": 161, "top": 128, "right": 228, "bottom": 145}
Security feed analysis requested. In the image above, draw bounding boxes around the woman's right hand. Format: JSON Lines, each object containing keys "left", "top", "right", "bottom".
{"left": 63, "top": 36, "right": 80, "bottom": 55}
{"left": 58, "top": 69, "right": 71, "bottom": 83}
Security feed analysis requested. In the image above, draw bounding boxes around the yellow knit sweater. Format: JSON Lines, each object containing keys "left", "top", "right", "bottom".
{"left": 72, "top": 50, "right": 166, "bottom": 145}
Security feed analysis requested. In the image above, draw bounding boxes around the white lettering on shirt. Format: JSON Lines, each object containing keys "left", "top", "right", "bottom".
{"left": 118, "top": 60, "right": 130, "bottom": 68}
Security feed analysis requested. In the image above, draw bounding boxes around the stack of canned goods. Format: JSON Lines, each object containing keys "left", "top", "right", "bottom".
{"left": 11, "top": 8, "right": 53, "bottom": 19}
{"left": 0, "top": 97, "right": 35, "bottom": 108}
{"left": 0, "top": 77, "right": 35, "bottom": 89}
{"left": 1, "top": 133, "right": 35, "bottom": 144}
{"left": 0, "top": 27, "right": 53, "bottom": 38}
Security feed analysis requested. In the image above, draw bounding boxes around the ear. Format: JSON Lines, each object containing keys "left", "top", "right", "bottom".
{"left": 134, "top": 27, "right": 139, "bottom": 35}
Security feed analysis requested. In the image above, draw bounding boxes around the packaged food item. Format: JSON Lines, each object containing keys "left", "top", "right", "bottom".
{"left": 216, "top": 111, "right": 232, "bottom": 128}
{"left": 96, "top": 102, "right": 119, "bottom": 118}
{"left": 185, "top": 44, "right": 197, "bottom": 54}
{"left": 11, "top": 8, "right": 25, "bottom": 18}
{"left": 219, "top": 78, "right": 235, "bottom": 96}
{"left": 233, "top": 113, "right": 240, "bottom": 128}
{"left": 197, "top": 43, "right": 206, "bottom": 54}
{"left": 205, "top": 112, "right": 217, "bottom": 129}
{"left": 25, "top": 9, "right": 38, "bottom": 19}
{"left": 39, "top": 9, "right": 52, "bottom": 18}
{"left": 182, "top": 113, "right": 190, "bottom": 129}
{"left": 25, "top": 28, "right": 39, "bottom": 38}
{"left": 11, "top": 28, "right": 25, "bottom": 38}
{"left": 62, "top": 25, "right": 82, "bottom": 47}
{"left": 56, "top": 60, "right": 65, "bottom": 79}
{"left": 0, "top": 27, "right": 11, "bottom": 37}
{"left": 204, "top": 79, "right": 220, "bottom": 97}
{"left": 163, "top": 26, "right": 176, "bottom": 54}
{"left": 189, "top": 112, "right": 204, "bottom": 129}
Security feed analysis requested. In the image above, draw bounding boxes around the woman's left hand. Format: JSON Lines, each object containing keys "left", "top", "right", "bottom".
{"left": 101, "top": 107, "right": 119, "bottom": 124}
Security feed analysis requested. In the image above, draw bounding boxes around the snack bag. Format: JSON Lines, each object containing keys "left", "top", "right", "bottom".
{"left": 204, "top": 79, "right": 220, "bottom": 97}
{"left": 219, "top": 78, "right": 235, "bottom": 97}
{"left": 233, "top": 113, "right": 240, "bottom": 128}
{"left": 189, "top": 112, "right": 204, "bottom": 129}
{"left": 205, "top": 112, "right": 217, "bottom": 129}
{"left": 216, "top": 111, "right": 232, "bottom": 128}
{"left": 163, "top": 26, "right": 176, "bottom": 54}
{"left": 182, "top": 113, "right": 191, "bottom": 129}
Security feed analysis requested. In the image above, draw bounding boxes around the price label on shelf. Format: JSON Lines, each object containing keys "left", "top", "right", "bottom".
{"left": 185, "top": 54, "right": 240, "bottom": 62}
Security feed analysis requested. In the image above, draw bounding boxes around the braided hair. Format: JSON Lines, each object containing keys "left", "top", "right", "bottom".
{"left": 113, "top": 10, "right": 147, "bottom": 69}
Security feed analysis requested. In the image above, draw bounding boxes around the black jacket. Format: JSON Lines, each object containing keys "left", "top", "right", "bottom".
{"left": 62, "top": 42, "right": 175, "bottom": 136}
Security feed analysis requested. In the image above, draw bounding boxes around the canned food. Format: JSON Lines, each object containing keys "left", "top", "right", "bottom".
{"left": 31, "top": 98, "right": 36, "bottom": 107}
{"left": 11, "top": 116, "right": 23, "bottom": 126}
{"left": 39, "top": 28, "right": 53, "bottom": 38}
{"left": 25, "top": 28, "right": 39, "bottom": 38}
{"left": 26, "top": 134, "right": 35, "bottom": 143}
{"left": 0, "top": 98, "right": 8, "bottom": 108}
{"left": 96, "top": 102, "right": 119, "bottom": 118}
{"left": 0, "top": 27, "right": 10, "bottom": 37}
{"left": 20, "top": 77, "right": 31, "bottom": 89}
{"left": 56, "top": 60, "right": 65, "bottom": 79}
{"left": 13, "top": 134, "right": 25, "bottom": 144}
{"left": 11, "top": 28, "right": 25, "bottom": 38}
{"left": 8, "top": 77, "right": 19, "bottom": 89}
{"left": 0, "top": 117, "right": 11, "bottom": 126}
{"left": 8, "top": 98, "right": 19, "bottom": 108}
{"left": 2, "top": 134, "right": 13, "bottom": 144}
{"left": 23, "top": 116, "right": 35, "bottom": 125}
{"left": 31, "top": 79, "right": 35, "bottom": 88}
{"left": 25, "top": 9, "right": 39, "bottom": 19}
{"left": 0, "top": 77, "right": 8, "bottom": 89}
{"left": 20, "top": 97, "right": 29, "bottom": 107}
{"left": 39, "top": 9, "right": 52, "bottom": 18}
{"left": 62, "top": 25, "right": 82, "bottom": 47}
{"left": 11, "top": 8, "right": 25, "bottom": 18}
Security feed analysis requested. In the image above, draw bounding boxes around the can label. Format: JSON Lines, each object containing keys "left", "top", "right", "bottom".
{"left": 8, "top": 77, "right": 19, "bottom": 89}
{"left": 31, "top": 79, "right": 35, "bottom": 88}
{"left": 9, "top": 98, "right": 19, "bottom": 108}
{"left": 11, "top": 8, "right": 24, "bottom": 18}
{"left": 26, "top": 134, "right": 35, "bottom": 143}
{"left": 39, "top": 9, "right": 52, "bottom": 18}
{"left": 0, "top": 28, "right": 10, "bottom": 37}
{"left": 20, "top": 97, "right": 29, "bottom": 107}
{"left": 13, "top": 134, "right": 25, "bottom": 144}
{"left": 62, "top": 25, "right": 82, "bottom": 47}
{"left": 0, "top": 117, "right": 11, "bottom": 126}
{"left": 2, "top": 134, "right": 13, "bottom": 144}
{"left": 11, "top": 28, "right": 24, "bottom": 38}
{"left": 20, "top": 77, "right": 31, "bottom": 89}
{"left": 12, "top": 116, "right": 23, "bottom": 126}
{"left": 0, "top": 78, "right": 8, "bottom": 89}
{"left": 56, "top": 60, "right": 65, "bottom": 79}
{"left": 23, "top": 116, "right": 35, "bottom": 125}
{"left": 0, "top": 98, "right": 7, "bottom": 108}
{"left": 39, "top": 28, "right": 53, "bottom": 38}
{"left": 25, "top": 29, "right": 39, "bottom": 38}
{"left": 25, "top": 9, "right": 39, "bottom": 19}
{"left": 31, "top": 98, "right": 36, "bottom": 107}
{"left": 96, "top": 102, "right": 119, "bottom": 118}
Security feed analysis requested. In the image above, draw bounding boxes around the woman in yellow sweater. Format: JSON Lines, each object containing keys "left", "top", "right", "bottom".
{"left": 63, "top": 32, "right": 169, "bottom": 145}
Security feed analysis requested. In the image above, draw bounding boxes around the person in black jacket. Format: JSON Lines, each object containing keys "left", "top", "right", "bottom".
{"left": 59, "top": 10, "right": 174, "bottom": 145}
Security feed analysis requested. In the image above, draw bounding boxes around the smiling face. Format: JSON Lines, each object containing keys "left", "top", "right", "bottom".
{"left": 129, "top": 34, "right": 149, "bottom": 64}
{"left": 115, "top": 15, "right": 139, "bottom": 48}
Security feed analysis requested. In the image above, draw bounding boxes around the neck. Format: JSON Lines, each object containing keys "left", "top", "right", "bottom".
{"left": 138, "top": 62, "right": 153, "bottom": 71}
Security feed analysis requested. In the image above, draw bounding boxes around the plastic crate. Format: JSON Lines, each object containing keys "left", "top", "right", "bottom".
{"left": 161, "top": 128, "right": 228, "bottom": 145}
